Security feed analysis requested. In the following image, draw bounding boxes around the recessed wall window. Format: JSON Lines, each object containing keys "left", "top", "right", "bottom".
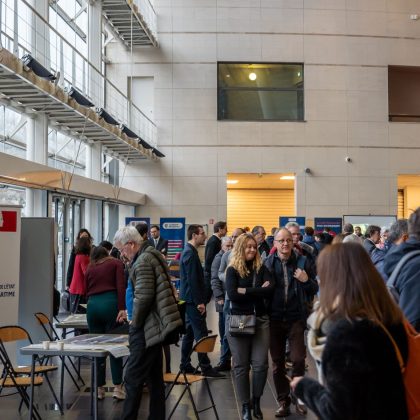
{"left": 389, "top": 66, "right": 420, "bottom": 122}
{"left": 218, "top": 62, "right": 304, "bottom": 121}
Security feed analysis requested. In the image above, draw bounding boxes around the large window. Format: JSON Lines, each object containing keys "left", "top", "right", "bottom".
{"left": 389, "top": 66, "right": 420, "bottom": 122}
{"left": 218, "top": 63, "right": 304, "bottom": 121}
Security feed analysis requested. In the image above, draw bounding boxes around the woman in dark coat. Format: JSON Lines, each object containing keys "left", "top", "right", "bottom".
{"left": 291, "top": 242, "right": 408, "bottom": 420}
{"left": 226, "top": 233, "right": 274, "bottom": 420}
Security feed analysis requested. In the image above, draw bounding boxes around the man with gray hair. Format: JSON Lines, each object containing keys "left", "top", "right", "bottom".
{"left": 383, "top": 209, "right": 420, "bottom": 331}
{"left": 377, "top": 219, "right": 408, "bottom": 281}
{"left": 114, "top": 226, "right": 182, "bottom": 420}
{"left": 211, "top": 235, "right": 233, "bottom": 372}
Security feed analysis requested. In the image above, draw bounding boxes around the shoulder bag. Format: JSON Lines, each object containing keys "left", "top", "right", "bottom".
{"left": 228, "top": 271, "right": 257, "bottom": 337}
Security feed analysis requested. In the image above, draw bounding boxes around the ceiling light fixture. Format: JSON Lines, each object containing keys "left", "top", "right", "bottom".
{"left": 226, "top": 180, "right": 239, "bottom": 184}
{"left": 280, "top": 175, "right": 295, "bottom": 180}
{"left": 249, "top": 72, "right": 257, "bottom": 81}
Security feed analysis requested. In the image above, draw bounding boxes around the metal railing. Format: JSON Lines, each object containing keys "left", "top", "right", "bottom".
{"left": 134, "top": 0, "right": 157, "bottom": 40}
{"left": 0, "top": 0, "right": 157, "bottom": 147}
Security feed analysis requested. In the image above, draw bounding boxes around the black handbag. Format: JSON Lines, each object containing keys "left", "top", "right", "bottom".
{"left": 228, "top": 272, "right": 257, "bottom": 337}
{"left": 228, "top": 314, "right": 256, "bottom": 336}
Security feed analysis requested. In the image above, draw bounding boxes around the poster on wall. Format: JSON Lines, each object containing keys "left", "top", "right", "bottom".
{"left": 0, "top": 206, "right": 21, "bottom": 359}
{"left": 343, "top": 215, "right": 397, "bottom": 235}
{"left": 314, "top": 217, "right": 342, "bottom": 235}
{"left": 160, "top": 218, "right": 186, "bottom": 261}
{"left": 279, "top": 216, "right": 306, "bottom": 233}
{"left": 125, "top": 217, "right": 150, "bottom": 227}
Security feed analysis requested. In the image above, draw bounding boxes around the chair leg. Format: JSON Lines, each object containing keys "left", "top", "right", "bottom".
{"left": 61, "top": 356, "right": 80, "bottom": 390}
{"left": 20, "top": 386, "right": 42, "bottom": 420}
{"left": 165, "top": 370, "right": 182, "bottom": 400}
{"left": 67, "top": 356, "right": 85, "bottom": 385}
{"left": 204, "top": 378, "right": 220, "bottom": 420}
{"left": 44, "top": 373, "right": 64, "bottom": 415}
{"left": 167, "top": 385, "right": 189, "bottom": 420}
{"left": 185, "top": 382, "right": 200, "bottom": 420}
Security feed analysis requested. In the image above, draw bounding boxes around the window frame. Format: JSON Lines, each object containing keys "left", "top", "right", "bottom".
{"left": 217, "top": 61, "right": 305, "bottom": 122}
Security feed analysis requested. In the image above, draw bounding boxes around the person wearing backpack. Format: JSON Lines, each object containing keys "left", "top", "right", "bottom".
{"left": 383, "top": 208, "right": 420, "bottom": 332}
{"left": 264, "top": 228, "right": 318, "bottom": 417}
{"left": 291, "top": 242, "right": 409, "bottom": 420}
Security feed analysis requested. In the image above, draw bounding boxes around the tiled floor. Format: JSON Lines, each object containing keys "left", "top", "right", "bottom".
{"left": 2, "top": 308, "right": 317, "bottom": 420}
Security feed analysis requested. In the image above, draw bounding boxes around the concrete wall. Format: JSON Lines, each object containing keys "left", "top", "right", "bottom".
{"left": 107, "top": 1, "right": 420, "bottom": 225}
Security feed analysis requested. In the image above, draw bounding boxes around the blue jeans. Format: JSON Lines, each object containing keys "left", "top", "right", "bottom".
{"left": 180, "top": 303, "right": 211, "bottom": 371}
{"left": 219, "top": 299, "right": 231, "bottom": 364}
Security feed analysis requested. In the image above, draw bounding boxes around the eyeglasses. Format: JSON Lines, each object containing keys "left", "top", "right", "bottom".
{"left": 274, "top": 239, "right": 293, "bottom": 244}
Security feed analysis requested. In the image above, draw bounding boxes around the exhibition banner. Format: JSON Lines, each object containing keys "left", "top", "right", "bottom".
{"left": 279, "top": 216, "right": 306, "bottom": 233}
{"left": 0, "top": 206, "right": 21, "bottom": 363}
{"left": 314, "top": 217, "right": 342, "bottom": 235}
{"left": 160, "top": 217, "right": 186, "bottom": 261}
{"left": 125, "top": 217, "right": 150, "bottom": 227}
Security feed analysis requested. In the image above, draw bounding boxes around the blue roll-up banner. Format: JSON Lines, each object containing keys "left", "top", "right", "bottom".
{"left": 279, "top": 216, "right": 306, "bottom": 234}
{"left": 160, "top": 218, "right": 186, "bottom": 261}
{"left": 125, "top": 217, "right": 150, "bottom": 227}
{"left": 314, "top": 217, "right": 342, "bottom": 235}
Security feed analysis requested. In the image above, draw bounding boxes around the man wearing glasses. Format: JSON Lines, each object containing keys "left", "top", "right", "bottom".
{"left": 179, "top": 224, "right": 224, "bottom": 377}
{"left": 114, "top": 226, "right": 182, "bottom": 420}
{"left": 264, "top": 228, "right": 318, "bottom": 417}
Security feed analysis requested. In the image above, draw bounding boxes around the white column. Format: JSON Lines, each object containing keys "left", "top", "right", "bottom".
{"left": 25, "top": 115, "right": 48, "bottom": 217}
{"left": 25, "top": 0, "right": 49, "bottom": 217}
{"left": 85, "top": 2, "right": 103, "bottom": 238}
{"left": 84, "top": 142, "right": 102, "bottom": 236}
{"left": 88, "top": 1, "right": 102, "bottom": 105}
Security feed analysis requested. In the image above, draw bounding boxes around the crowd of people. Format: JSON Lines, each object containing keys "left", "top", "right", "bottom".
{"left": 65, "top": 210, "right": 420, "bottom": 420}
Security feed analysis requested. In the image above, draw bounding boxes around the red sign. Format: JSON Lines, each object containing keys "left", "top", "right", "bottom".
{"left": 0, "top": 211, "right": 17, "bottom": 232}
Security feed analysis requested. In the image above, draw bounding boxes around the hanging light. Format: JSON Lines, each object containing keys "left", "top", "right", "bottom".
{"left": 21, "top": 54, "right": 56, "bottom": 81}
{"left": 96, "top": 108, "right": 119, "bottom": 125}
{"left": 249, "top": 72, "right": 257, "bottom": 81}
{"left": 68, "top": 87, "right": 94, "bottom": 107}
{"left": 120, "top": 125, "right": 138, "bottom": 139}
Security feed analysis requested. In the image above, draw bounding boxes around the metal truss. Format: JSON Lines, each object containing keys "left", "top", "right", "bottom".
{"left": 102, "top": 0, "right": 158, "bottom": 48}
{"left": 0, "top": 48, "right": 156, "bottom": 163}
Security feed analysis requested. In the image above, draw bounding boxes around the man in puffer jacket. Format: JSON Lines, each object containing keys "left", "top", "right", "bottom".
{"left": 114, "top": 226, "right": 182, "bottom": 420}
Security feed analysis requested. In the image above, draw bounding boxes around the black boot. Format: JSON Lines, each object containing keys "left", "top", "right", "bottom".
{"left": 252, "top": 397, "right": 263, "bottom": 419}
{"left": 242, "top": 402, "right": 252, "bottom": 420}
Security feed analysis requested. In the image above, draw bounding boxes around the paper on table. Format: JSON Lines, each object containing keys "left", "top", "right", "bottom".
{"left": 107, "top": 345, "right": 130, "bottom": 358}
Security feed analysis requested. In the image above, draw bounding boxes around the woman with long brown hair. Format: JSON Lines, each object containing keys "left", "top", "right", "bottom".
{"left": 225, "top": 233, "right": 274, "bottom": 420}
{"left": 291, "top": 242, "right": 408, "bottom": 419}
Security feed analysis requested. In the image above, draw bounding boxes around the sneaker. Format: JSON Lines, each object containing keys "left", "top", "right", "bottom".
{"left": 214, "top": 361, "right": 231, "bottom": 372}
{"left": 202, "top": 368, "right": 225, "bottom": 378}
{"left": 112, "top": 384, "right": 126, "bottom": 400}
{"left": 275, "top": 399, "right": 291, "bottom": 417}
{"left": 97, "top": 386, "right": 106, "bottom": 400}
{"left": 181, "top": 364, "right": 200, "bottom": 374}
{"left": 295, "top": 398, "right": 307, "bottom": 415}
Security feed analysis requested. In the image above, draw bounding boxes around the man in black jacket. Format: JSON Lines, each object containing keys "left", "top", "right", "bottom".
{"left": 265, "top": 228, "right": 318, "bottom": 417}
{"left": 204, "top": 221, "right": 227, "bottom": 299}
{"left": 148, "top": 225, "right": 169, "bottom": 256}
{"left": 179, "top": 224, "right": 224, "bottom": 377}
{"left": 252, "top": 225, "right": 270, "bottom": 258}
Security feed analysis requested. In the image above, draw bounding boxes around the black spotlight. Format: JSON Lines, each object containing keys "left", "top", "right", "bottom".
{"left": 21, "top": 54, "right": 56, "bottom": 81}
{"left": 96, "top": 108, "right": 119, "bottom": 125}
{"left": 68, "top": 87, "right": 94, "bottom": 107}
{"left": 121, "top": 124, "right": 138, "bottom": 139}
{"left": 152, "top": 148, "right": 165, "bottom": 158}
{"left": 138, "top": 139, "right": 152, "bottom": 150}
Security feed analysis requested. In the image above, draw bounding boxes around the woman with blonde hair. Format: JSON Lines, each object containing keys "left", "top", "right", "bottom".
{"left": 225, "top": 233, "right": 274, "bottom": 420}
{"left": 291, "top": 242, "right": 408, "bottom": 419}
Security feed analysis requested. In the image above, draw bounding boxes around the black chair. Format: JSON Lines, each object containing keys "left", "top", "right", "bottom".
{"left": 164, "top": 335, "right": 219, "bottom": 419}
